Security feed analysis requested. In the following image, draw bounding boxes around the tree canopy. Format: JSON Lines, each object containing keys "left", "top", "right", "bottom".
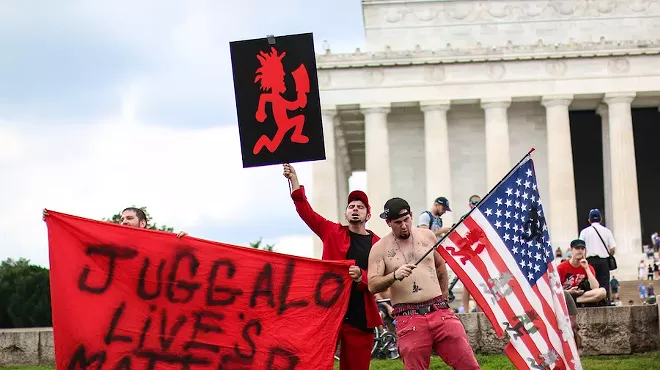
{"left": 0, "top": 258, "right": 52, "bottom": 328}
{"left": 250, "top": 238, "right": 275, "bottom": 252}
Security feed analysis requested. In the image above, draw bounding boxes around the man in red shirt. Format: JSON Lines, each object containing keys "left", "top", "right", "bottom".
{"left": 557, "top": 239, "right": 607, "bottom": 305}
{"left": 283, "top": 163, "right": 382, "bottom": 370}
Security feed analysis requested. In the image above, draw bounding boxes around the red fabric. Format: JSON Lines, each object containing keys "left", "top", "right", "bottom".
{"left": 557, "top": 260, "right": 596, "bottom": 290}
{"left": 337, "top": 322, "right": 374, "bottom": 370}
{"left": 291, "top": 186, "right": 383, "bottom": 329}
{"left": 45, "top": 210, "right": 353, "bottom": 370}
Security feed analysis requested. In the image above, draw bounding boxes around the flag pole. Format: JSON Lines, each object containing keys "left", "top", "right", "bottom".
{"left": 413, "top": 147, "right": 536, "bottom": 266}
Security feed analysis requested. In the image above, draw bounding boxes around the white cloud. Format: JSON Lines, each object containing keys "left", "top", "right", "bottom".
{"left": 269, "top": 235, "right": 314, "bottom": 258}
{"left": 0, "top": 0, "right": 367, "bottom": 268}
{"left": 0, "top": 123, "right": 24, "bottom": 161}
{"left": 0, "top": 81, "right": 315, "bottom": 267}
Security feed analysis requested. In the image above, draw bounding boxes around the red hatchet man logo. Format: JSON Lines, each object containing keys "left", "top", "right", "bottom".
{"left": 253, "top": 46, "right": 310, "bottom": 155}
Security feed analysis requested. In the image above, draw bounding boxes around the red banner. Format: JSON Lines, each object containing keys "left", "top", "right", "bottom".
{"left": 45, "top": 210, "right": 352, "bottom": 370}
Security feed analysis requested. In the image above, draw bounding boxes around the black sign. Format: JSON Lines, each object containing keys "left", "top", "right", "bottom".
{"left": 229, "top": 32, "right": 325, "bottom": 168}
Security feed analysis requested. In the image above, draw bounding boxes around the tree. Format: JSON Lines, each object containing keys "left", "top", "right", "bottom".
{"left": 104, "top": 206, "right": 174, "bottom": 232}
{"left": 250, "top": 238, "right": 275, "bottom": 252}
{"left": 0, "top": 258, "right": 52, "bottom": 329}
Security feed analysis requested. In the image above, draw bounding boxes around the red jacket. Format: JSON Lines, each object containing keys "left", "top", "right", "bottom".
{"left": 291, "top": 186, "right": 383, "bottom": 329}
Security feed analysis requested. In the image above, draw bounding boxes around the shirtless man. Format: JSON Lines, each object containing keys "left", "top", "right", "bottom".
{"left": 368, "top": 197, "right": 480, "bottom": 370}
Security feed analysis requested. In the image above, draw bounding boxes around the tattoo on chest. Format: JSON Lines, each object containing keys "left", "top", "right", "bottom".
{"left": 412, "top": 281, "right": 422, "bottom": 293}
{"left": 387, "top": 249, "right": 396, "bottom": 259}
{"left": 407, "top": 251, "right": 415, "bottom": 262}
{"left": 427, "top": 265, "right": 438, "bottom": 282}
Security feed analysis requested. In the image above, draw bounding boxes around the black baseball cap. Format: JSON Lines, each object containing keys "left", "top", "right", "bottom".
{"left": 570, "top": 239, "right": 586, "bottom": 249}
{"left": 379, "top": 197, "right": 411, "bottom": 221}
{"left": 435, "top": 196, "right": 452, "bottom": 211}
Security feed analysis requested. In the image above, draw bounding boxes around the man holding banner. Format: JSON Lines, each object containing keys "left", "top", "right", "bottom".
{"left": 283, "top": 163, "right": 382, "bottom": 370}
{"left": 44, "top": 207, "right": 188, "bottom": 237}
{"left": 367, "top": 197, "right": 481, "bottom": 370}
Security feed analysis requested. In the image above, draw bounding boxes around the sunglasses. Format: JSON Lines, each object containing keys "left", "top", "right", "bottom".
{"left": 471, "top": 200, "right": 480, "bottom": 205}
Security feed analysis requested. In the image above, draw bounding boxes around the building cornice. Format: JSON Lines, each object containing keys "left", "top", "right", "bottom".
{"left": 316, "top": 39, "right": 660, "bottom": 69}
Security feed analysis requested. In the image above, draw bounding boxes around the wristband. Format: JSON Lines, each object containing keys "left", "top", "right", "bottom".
{"left": 393, "top": 271, "right": 398, "bottom": 281}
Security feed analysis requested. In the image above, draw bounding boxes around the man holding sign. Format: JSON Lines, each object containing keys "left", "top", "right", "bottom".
{"left": 283, "top": 163, "right": 382, "bottom": 370}
{"left": 367, "top": 197, "right": 480, "bottom": 370}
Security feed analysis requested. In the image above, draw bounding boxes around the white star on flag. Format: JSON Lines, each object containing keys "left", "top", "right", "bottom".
{"left": 435, "top": 149, "right": 582, "bottom": 370}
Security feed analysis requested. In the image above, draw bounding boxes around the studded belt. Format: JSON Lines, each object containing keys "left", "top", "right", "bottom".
{"left": 391, "top": 296, "right": 449, "bottom": 317}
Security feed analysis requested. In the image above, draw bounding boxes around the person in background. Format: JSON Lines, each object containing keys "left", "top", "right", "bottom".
{"left": 120, "top": 207, "right": 187, "bottom": 237}
{"left": 639, "top": 260, "right": 647, "bottom": 281}
{"left": 646, "top": 245, "right": 655, "bottom": 260}
{"left": 417, "top": 196, "right": 452, "bottom": 238}
{"left": 610, "top": 276, "right": 619, "bottom": 301}
{"left": 578, "top": 209, "right": 616, "bottom": 304}
{"left": 43, "top": 207, "right": 187, "bottom": 237}
{"left": 648, "top": 264, "right": 655, "bottom": 281}
{"left": 557, "top": 239, "right": 607, "bottom": 307}
{"left": 639, "top": 283, "right": 647, "bottom": 304}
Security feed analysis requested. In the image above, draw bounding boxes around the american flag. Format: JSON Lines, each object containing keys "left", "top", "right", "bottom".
{"left": 437, "top": 154, "right": 582, "bottom": 370}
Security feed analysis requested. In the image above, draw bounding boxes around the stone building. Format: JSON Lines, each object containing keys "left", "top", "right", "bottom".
{"left": 310, "top": 0, "right": 660, "bottom": 281}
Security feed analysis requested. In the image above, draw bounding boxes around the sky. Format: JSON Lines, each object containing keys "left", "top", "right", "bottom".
{"left": 0, "top": 0, "right": 370, "bottom": 267}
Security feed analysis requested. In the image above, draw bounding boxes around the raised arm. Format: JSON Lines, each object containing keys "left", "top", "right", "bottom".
{"left": 283, "top": 164, "right": 336, "bottom": 240}
{"left": 585, "top": 264, "right": 600, "bottom": 289}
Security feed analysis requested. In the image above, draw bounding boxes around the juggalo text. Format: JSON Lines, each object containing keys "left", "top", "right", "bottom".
{"left": 253, "top": 46, "right": 310, "bottom": 155}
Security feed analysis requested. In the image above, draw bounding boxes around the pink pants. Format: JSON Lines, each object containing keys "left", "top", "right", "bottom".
{"left": 395, "top": 308, "right": 480, "bottom": 370}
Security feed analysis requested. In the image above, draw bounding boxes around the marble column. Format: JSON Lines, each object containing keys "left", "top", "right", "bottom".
{"left": 541, "top": 95, "right": 578, "bottom": 251}
{"left": 597, "top": 104, "right": 614, "bottom": 229}
{"left": 604, "top": 92, "right": 642, "bottom": 278}
{"left": 311, "top": 107, "right": 340, "bottom": 259}
{"left": 335, "top": 131, "right": 350, "bottom": 222}
{"left": 361, "top": 103, "right": 391, "bottom": 238}
{"left": 420, "top": 100, "right": 453, "bottom": 226}
{"left": 481, "top": 98, "right": 512, "bottom": 188}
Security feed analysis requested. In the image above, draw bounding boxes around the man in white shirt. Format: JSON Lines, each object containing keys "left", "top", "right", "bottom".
{"left": 578, "top": 209, "right": 616, "bottom": 304}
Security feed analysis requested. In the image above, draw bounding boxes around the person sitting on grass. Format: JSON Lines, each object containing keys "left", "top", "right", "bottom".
{"left": 557, "top": 239, "right": 607, "bottom": 307}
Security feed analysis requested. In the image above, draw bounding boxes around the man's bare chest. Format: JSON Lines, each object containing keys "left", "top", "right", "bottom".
{"left": 383, "top": 238, "right": 433, "bottom": 271}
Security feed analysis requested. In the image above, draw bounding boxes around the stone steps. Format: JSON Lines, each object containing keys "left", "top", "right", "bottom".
{"left": 616, "top": 279, "right": 659, "bottom": 305}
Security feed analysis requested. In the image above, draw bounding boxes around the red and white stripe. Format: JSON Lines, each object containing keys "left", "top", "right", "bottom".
{"left": 437, "top": 210, "right": 582, "bottom": 370}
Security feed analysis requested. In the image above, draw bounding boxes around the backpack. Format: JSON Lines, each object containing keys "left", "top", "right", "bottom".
{"left": 424, "top": 211, "right": 441, "bottom": 229}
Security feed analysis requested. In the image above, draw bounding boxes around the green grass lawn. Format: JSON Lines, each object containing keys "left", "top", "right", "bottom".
{"left": 335, "top": 351, "right": 660, "bottom": 369}
{"left": 4, "top": 352, "right": 660, "bottom": 370}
